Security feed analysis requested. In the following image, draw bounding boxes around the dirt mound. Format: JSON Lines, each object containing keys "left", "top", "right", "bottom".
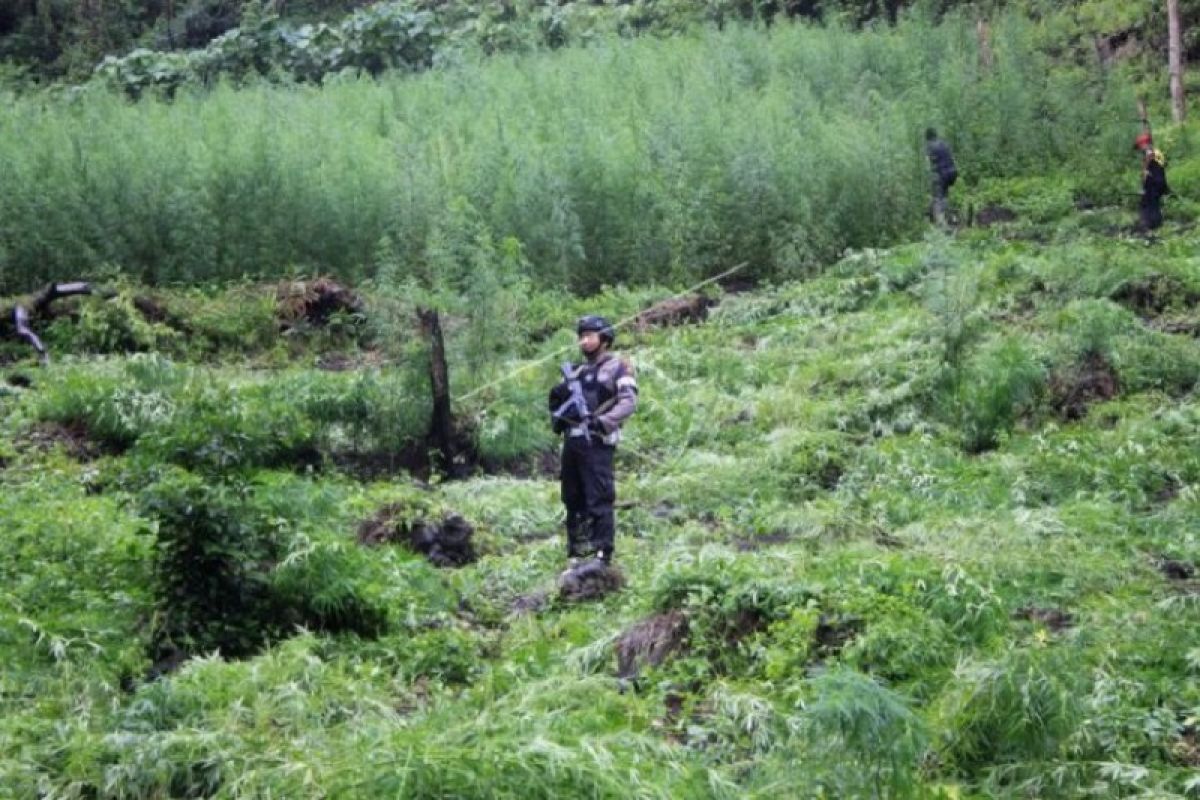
{"left": 634, "top": 294, "right": 717, "bottom": 331}
{"left": 18, "top": 420, "right": 118, "bottom": 461}
{"left": 1013, "top": 605, "right": 1075, "bottom": 632}
{"left": 1110, "top": 274, "right": 1200, "bottom": 317}
{"left": 1156, "top": 557, "right": 1196, "bottom": 581}
{"left": 1149, "top": 318, "right": 1200, "bottom": 337}
{"left": 1173, "top": 725, "right": 1200, "bottom": 767}
{"left": 815, "top": 613, "right": 861, "bottom": 657}
{"left": 558, "top": 559, "right": 625, "bottom": 602}
{"left": 276, "top": 278, "right": 364, "bottom": 327}
{"left": 358, "top": 504, "right": 477, "bottom": 567}
{"left": 615, "top": 610, "right": 689, "bottom": 680}
{"left": 1049, "top": 350, "right": 1119, "bottom": 420}
{"left": 510, "top": 590, "right": 550, "bottom": 616}
{"left": 974, "top": 204, "right": 1018, "bottom": 227}
{"left": 733, "top": 529, "right": 792, "bottom": 552}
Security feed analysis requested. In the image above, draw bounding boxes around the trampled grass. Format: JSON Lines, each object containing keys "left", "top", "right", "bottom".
{"left": 3, "top": 196, "right": 1200, "bottom": 796}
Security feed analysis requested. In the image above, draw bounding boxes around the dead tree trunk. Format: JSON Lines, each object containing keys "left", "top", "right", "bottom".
{"left": 976, "top": 19, "right": 994, "bottom": 74}
{"left": 4, "top": 282, "right": 100, "bottom": 365}
{"left": 1169, "top": 0, "right": 1186, "bottom": 123}
{"left": 418, "top": 307, "right": 456, "bottom": 474}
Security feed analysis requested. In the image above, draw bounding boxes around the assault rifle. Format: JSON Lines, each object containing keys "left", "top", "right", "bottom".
{"left": 551, "top": 362, "right": 593, "bottom": 443}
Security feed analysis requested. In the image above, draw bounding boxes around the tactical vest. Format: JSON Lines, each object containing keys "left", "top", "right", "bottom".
{"left": 575, "top": 359, "right": 621, "bottom": 416}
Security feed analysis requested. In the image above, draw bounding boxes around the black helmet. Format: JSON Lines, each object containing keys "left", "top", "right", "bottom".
{"left": 576, "top": 315, "right": 615, "bottom": 344}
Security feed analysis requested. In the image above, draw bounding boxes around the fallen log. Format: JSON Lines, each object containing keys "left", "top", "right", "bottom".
{"left": 4, "top": 282, "right": 102, "bottom": 365}
{"left": 633, "top": 294, "right": 717, "bottom": 331}
{"left": 12, "top": 305, "right": 47, "bottom": 364}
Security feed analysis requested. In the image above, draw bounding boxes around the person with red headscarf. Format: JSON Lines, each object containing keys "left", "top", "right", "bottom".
{"left": 1134, "top": 132, "right": 1170, "bottom": 231}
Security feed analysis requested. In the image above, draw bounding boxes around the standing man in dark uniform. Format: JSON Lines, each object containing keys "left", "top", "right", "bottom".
{"left": 548, "top": 316, "right": 638, "bottom": 564}
{"left": 925, "top": 127, "right": 958, "bottom": 225}
{"left": 1134, "top": 132, "right": 1170, "bottom": 232}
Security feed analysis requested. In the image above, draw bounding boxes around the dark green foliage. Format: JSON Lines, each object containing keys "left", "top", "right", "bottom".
{"left": 141, "top": 471, "right": 288, "bottom": 658}
{"left": 139, "top": 470, "right": 392, "bottom": 660}
{"left": 94, "top": 2, "right": 443, "bottom": 97}
{"left": 937, "top": 334, "right": 1046, "bottom": 453}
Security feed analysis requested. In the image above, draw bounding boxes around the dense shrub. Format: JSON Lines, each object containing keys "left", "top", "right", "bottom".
{"left": 140, "top": 471, "right": 288, "bottom": 657}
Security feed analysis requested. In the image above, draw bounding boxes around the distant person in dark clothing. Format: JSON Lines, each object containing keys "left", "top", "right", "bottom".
{"left": 925, "top": 127, "right": 958, "bottom": 225}
{"left": 1134, "top": 131, "right": 1170, "bottom": 232}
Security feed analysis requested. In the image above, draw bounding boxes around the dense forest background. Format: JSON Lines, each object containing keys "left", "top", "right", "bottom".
{"left": 0, "top": 0, "right": 1196, "bottom": 86}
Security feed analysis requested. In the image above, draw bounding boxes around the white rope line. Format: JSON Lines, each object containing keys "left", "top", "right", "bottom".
{"left": 453, "top": 262, "right": 749, "bottom": 404}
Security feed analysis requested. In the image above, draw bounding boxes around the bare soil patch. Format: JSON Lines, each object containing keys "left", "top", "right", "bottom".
{"left": 1013, "top": 605, "right": 1075, "bottom": 632}
{"left": 1110, "top": 274, "right": 1199, "bottom": 317}
{"left": 1048, "top": 350, "right": 1119, "bottom": 420}
{"left": 358, "top": 504, "right": 477, "bottom": 567}
{"left": 615, "top": 610, "right": 689, "bottom": 680}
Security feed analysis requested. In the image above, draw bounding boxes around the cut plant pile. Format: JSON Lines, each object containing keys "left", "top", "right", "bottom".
{"left": 276, "top": 278, "right": 364, "bottom": 328}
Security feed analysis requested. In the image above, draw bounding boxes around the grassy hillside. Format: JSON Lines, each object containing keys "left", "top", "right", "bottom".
{"left": 2, "top": 182, "right": 1199, "bottom": 797}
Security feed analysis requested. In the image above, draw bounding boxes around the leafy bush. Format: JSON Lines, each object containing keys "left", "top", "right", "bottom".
{"left": 965, "top": 176, "right": 1077, "bottom": 225}
{"left": 798, "top": 668, "right": 929, "bottom": 798}
{"left": 268, "top": 540, "right": 389, "bottom": 638}
{"left": 936, "top": 647, "right": 1083, "bottom": 778}
{"left": 94, "top": 3, "right": 443, "bottom": 96}
{"left": 33, "top": 355, "right": 184, "bottom": 450}
{"left": 943, "top": 335, "right": 1046, "bottom": 453}
{"left": 55, "top": 293, "right": 183, "bottom": 354}
{"left": 140, "top": 470, "right": 288, "bottom": 657}
{"left": 650, "top": 551, "right": 816, "bottom": 676}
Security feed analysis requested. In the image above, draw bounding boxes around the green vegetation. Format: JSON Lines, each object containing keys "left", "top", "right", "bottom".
{"left": 3, "top": 6, "right": 1200, "bottom": 799}
{"left": 1, "top": 14, "right": 1133, "bottom": 295}
{"left": 4, "top": 183, "right": 1200, "bottom": 795}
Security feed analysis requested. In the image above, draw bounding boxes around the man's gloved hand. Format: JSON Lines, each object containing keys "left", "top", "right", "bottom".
{"left": 588, "top": 417, "right": 608, "bottom": 436}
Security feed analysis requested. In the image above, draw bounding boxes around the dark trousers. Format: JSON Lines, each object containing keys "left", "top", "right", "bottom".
{"left": 930, "top": 175, "right": 950, "bottom": 223}
{"left": 1140, "top": 191, "right": 1164, "bottom": 230}
{"left": 560, "top": 436, "right": 616, "bottom": 558}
